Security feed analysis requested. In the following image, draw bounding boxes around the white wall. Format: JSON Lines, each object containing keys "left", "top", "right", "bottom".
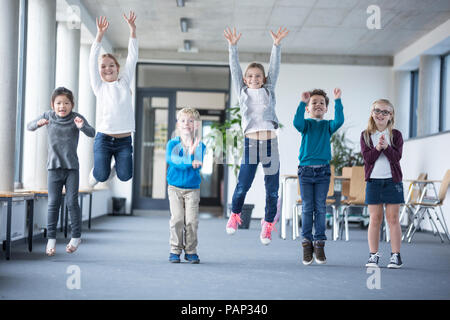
{"left": 401, "top": 132, "right": 450, "bottom": 232}
{"left": 227, "top": 61, "right": 394, "bottom": 219}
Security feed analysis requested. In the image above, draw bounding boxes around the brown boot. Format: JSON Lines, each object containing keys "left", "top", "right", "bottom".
{"left": 302, "top": 239, "right": 313, "bottom": 265}
{"left": 314, "top": 240, "right": 327, "bottom": 264}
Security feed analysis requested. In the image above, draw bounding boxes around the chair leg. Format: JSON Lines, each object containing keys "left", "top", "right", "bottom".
{"left": 408, "top": 208, "right": 426, "bottom": 243}
{"left": 435, "top": 207, "right": 450, "bottom": 242}
{"left": 404, "top": 205, "right": 421, "bottom": 241}
{"left": 292, "top": 205, "right": 297, "bottom": 240}
{"left": 429, "top": 209, "right": 445, "bottom": 243}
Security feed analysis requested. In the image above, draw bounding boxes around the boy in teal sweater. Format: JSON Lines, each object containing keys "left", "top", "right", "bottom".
{"left": 293, "top": 88, "right": 344, "bottom": 265}
{"left": 166, "top": 107, "right": 206, "bottom": 264}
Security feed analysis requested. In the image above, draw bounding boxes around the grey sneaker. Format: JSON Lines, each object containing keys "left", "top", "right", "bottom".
{"left": 365, "top": 252, "right": 380, "bottom": 267}
{"left": 313, "top": 240, "right": 327, "bottom": 264}
{"left": 302, "top": 239, "right": 313, "bottom": 265}
{"left": 387, "top": 252, "right": 403, "bottom": 269}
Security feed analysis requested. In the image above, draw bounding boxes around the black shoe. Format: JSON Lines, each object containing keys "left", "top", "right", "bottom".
{"left": 302, "top": 240, "right": 313, "bottom": 265}
{"left": 387, "top": 252, "right": 403, "bottom": 269}
{"left": 365, "top": 252, "right": 380, "bottom": 267}
{"left": 313, "top": 240, "right": 327, "bottom": 264}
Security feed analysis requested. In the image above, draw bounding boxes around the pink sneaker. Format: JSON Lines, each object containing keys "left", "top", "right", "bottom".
{"left": 260, "top": 220, "right": 277, "bottom": 245}
{"left": 226, "top": 213, "right": 242, "bottom": 235}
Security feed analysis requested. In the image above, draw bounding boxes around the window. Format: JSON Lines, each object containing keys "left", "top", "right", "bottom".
{"left": 409, "top": 69, "right": 419, "bottom": 138}
{"left": 440, "top": 53, "right": 450, "bottom": 132}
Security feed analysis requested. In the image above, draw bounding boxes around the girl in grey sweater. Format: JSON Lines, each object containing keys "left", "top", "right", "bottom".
{"left": 27, "top": 87, "right": 95, "bottom": 256}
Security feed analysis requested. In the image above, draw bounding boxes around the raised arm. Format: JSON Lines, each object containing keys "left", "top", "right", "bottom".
{"left": 266, "top": 27, "right": 289, "bottom": 87}
{"left": 293, "top": 92, "right": 310, "bottom": 133}
{"left": 89, "top": 16, "right": 109, "bottom": 93}
{"left": 121, "top": 11, "right": 138, "bottom": 84}
{"left": 224, "top": 27, "right": 245, "bottom": 95}
{"left": 329, "top": 88, "right": 344, "bottom": 134}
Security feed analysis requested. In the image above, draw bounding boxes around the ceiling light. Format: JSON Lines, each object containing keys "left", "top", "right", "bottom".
{"left": 176, "top": 0, "right": 185, "bottom": 7}
{"left": 180, "top": 18, "right": 188, "bottom": 32}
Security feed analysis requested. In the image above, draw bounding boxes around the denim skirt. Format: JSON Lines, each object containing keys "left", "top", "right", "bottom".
{"left": 365, "top": 178, "right": 405, "bottom": 204}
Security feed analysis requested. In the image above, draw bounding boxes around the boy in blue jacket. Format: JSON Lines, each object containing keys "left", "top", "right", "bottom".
{"left": 166, "top": 107, "right": 205, "bottom": 264}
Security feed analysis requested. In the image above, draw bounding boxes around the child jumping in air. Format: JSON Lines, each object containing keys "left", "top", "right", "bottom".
{"left": 27, "top": 87, "right": 95, "bottom": 256}
{"left": 88, "top": 11, "right": 138, "bottom": 187}
{"left": 224, "top": 27, "right": 289, "bottom": 246}
{"left": 166, "top": 108, "right": 206, "bottom": 264}
{"left": 361, "top": 99, "right": 404, "bottom": 269}
{"left": 293, "top": 88, "right": 344, "bottom": 265}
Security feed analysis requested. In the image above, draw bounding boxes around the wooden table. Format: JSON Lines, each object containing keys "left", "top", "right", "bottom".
{"left": 0, "top": 191, "right": 35, "bottom": 260}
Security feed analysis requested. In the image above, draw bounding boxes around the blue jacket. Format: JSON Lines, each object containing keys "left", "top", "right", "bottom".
{"left": 166, "top": 137, "right": 206, "bottom": 189}
{"left": 293, "top": 99, "right": 344, "bottom": 166}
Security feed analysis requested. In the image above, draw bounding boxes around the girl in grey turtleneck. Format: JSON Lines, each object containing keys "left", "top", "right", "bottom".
{"left": 27, "top": 87, "right": 95, "bottom": 256}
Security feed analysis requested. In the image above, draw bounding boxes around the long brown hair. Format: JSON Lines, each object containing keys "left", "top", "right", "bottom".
{"left": 363, "top": 99, "right": 395, "bottom": 147}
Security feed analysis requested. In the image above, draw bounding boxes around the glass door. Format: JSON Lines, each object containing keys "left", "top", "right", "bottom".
{"left": 133, "top": 91, "right": 176, "bottom": 210}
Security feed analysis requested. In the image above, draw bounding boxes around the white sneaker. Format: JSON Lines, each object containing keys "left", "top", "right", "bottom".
{"left": 88, "top": 168, "right": 99, "bottom": 188}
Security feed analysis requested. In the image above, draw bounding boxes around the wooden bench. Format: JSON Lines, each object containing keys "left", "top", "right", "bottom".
{"left": 0, "top": 191, "right": 35, "bottom": 260}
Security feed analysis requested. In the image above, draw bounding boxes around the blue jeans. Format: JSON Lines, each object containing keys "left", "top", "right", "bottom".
{"left": 231, "top": 137, "right": 280, "bottom": 223}
{"left": 93, "top": 132, "right": 133, "bottom": 182}
{"left": 298, "top": 164, "right": 331, "bottom": 241}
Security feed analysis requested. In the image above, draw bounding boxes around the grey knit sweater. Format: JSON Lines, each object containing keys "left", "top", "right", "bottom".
{"left": 27, "top": 110, "right": 95, "bottom": 170}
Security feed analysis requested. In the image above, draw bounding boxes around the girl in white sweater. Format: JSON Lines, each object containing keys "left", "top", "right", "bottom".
{"left": 88, "top": 12, "right": 138, "bottom": 186}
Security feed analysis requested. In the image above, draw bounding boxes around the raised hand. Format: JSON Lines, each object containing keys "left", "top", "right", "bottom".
{"left": 301, "top": 91, "right": 310, "bottom": 104}
{"left": 95, "top": 16, "right": 109, "bottom": 42}
{"left": 74, "top": 116, "right": 84, "bottom": 129}
{"left": 334, "top": 88, "right": 342, "bottom": 99}
{"left": 123, "top": 11, "right": 137, "bottom": 38}
{"left": 224, "top": 27, "right": 242, "bottom": 46}
{"left": 37, "top": 119, "right": 49, "bottom": 127}
{"left": 270, "top": 27, "right": 289, "bottom": 46}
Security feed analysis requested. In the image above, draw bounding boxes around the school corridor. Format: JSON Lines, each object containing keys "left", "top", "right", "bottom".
{"left": 1, "top": 0, "right": 450, "bottom": 303}
{"left": 1, "top": 211, "right": 449, "bottom": 300}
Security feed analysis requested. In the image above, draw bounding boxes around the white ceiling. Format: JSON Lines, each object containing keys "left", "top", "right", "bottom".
{"left": 59, "top": 0, "right": 450, "bottom": 58}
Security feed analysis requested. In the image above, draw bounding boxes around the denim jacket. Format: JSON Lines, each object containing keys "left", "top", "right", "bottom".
{"left": 228, "top": 44, "right": 281, "bottom": 133}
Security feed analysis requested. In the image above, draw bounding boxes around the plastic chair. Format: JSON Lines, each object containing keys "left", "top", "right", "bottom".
{"left": 404, "top": 169, "right": 450, "bottom": 243}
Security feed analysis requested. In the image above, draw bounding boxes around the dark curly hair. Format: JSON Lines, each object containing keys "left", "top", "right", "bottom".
{"left": 309, "top": 89, "right": 329, "bottom": 107}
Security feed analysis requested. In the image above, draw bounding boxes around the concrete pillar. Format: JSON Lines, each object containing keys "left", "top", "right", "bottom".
{"left": 417, "top": 55, "right": 441, "bottom": 136}
{"left": 22, "top": 0, "right": 56, "bottom": 190}
{"left": 0, "top": 0, "right": 20, "bottom": 191}
{"left": 78, "top": 44, "right": 96, "bottom": 189}
{"left": 393, "top": 70, "right": 411, "bottom": 139}
{"left": 55, "top": 22, "right": 81, "bottom": 111}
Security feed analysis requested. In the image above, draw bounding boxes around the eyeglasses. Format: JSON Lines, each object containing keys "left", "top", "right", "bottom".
{"left": 373, "top": 108, "right": 391, "bottom": 116}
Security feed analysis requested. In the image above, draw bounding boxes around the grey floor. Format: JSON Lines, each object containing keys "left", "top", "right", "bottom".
{"left": 1, "top": 210, "right": 449, "bottom": 300}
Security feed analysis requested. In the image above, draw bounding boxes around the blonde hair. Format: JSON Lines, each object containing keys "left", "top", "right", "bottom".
{"left": 175, "top": 107, "right": 201, "bottom": 140}
{"left": 363, "top": 99, "right": 395, "bottom": 147}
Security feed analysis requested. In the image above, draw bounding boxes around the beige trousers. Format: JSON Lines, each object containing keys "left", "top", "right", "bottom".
{"left": 167, "top": 185, "right": 200, "bottom": 255}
